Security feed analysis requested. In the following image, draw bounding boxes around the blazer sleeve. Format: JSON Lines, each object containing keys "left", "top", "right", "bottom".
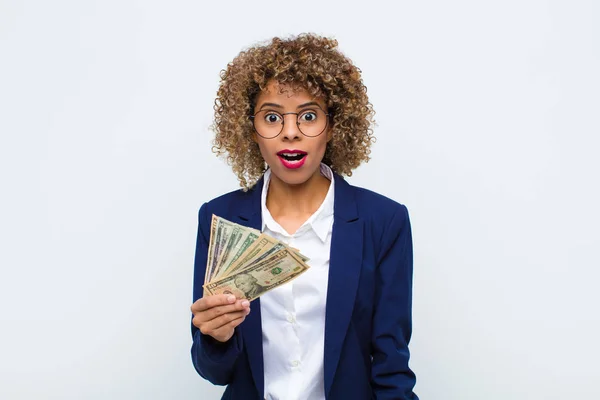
{"left": 371, "top": 205, "right": 419, "bottom": 399}
{"left": 190, "top": 202, "right": 243, "bottom": 385}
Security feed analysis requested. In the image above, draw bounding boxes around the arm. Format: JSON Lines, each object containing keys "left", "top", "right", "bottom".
{"left": 190, "top": 203, "right": 243, "bottom": 385}
{"left": 371, "top": 205, "right": 419, "bottom": 399}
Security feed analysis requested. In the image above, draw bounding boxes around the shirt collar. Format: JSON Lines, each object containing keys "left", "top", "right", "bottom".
{"left": 261, "top": 163, "right": 335, "bottom": 243}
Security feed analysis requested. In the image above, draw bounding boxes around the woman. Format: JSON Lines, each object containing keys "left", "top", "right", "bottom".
{"left": 190, "top": 33, "right": 419, "bottom": 400}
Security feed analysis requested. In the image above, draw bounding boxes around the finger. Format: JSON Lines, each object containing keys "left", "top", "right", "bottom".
{"left": 207, "top": 310, "right": 249, "bottom": 331}
{"left": 191, "top": 298, "right": 250, "bottom": 320}
{"left": 211, "top": 314, "right": 247, "bottom": 340}
{"left": 196, "top": 310, "right": 250, "bottom": 338}
{"left": 196, "top": 311, "right": 246, "bottom": 335}
{"left": 205, "top": 300, "right": 250, "bottom": 321}
{"left": 191, "top": 294, "right": 237, "bottom": 313}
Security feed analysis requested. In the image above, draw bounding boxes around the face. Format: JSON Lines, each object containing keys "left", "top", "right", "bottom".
{"left": 234, "top": 274, "right": 256, "bottom": 294}
{"left": 252, "top": 80, "right": 331, "bottom": 186}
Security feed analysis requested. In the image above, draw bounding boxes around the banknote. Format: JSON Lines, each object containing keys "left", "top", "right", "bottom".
{"left": 203, "top": 248, "right": 310, "bottom": 301}
{"left": 206, "top": 216, "right": 229, "bottom": 282}
{"left": 206, "top": 215, "right": 260, "bottom": 282}
{"left": 203, "top": 215, "right": 311, "bottom": 300}
{"left": 222, "top": 234, "right": 280, "bottom": 277}
{"left": 214, "top": 230, "right": 260, "bottom": 280}
{"left": 290, "top": 248, "right": 309, "bottom": 263}
{"left": 204, "top": 215, "right": 219, "bottom": 286}
{"left": 223, "top": 238, "right": 309, "bottom": 277}
{"left": 213, "top": 224, "right": 245, "bottom": 279}
{"left": 230, "top": 242, "right": 288, "bottom": 274}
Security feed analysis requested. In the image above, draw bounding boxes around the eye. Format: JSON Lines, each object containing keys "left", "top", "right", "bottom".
{"left": 263, "top": 112, "right": 282, "bottom": 124}
{"left": 299, "top": 111, "right": 318, "bottom": 123}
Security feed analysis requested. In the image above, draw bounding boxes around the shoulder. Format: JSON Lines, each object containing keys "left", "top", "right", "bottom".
{"left": 204, "top": 186, "right": 255, "bottom": 210}
{"left": 199, "top": 181, "right": 261, "bottom": 216}
{"left": 341, "top": 178, "right": 409, "bottom": 225}
{"left": 195, "top": 180, "right": 262, "bottom": 234}
{"left": 341, "top": 179, "right": 412, "bottom": 262}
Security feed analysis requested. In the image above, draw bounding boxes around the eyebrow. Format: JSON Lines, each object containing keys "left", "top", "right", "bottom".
{"left": 296, "top": 101, "right": 322, "bottom": 109}
{"left": 257, "top": 101, "right": 323, "bottom": 111}
{"left": 258, "top": 102, "right": 283, "bottom": 110}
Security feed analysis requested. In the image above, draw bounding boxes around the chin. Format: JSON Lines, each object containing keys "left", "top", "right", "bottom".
{"left": 272, "top": 171, "right": 311, "bottom": 186}
{"left": 269, "top": 164, "right": 321, "bottom": 186}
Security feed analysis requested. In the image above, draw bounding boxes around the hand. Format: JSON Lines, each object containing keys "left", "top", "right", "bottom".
{"left": 191, "top": 294, "right": 251, "bottom": 343}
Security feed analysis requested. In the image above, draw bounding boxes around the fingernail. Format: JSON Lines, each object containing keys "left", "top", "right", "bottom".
{"left": 241, "top": 300, "right": 250, "bottom": 307}
{"left": 227, "top": 295, "right": 236, "bottom": 303}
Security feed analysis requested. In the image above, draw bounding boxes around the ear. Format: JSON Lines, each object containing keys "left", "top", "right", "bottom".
{"left": 251, "top": 131, "right": 259, "bottom": 144}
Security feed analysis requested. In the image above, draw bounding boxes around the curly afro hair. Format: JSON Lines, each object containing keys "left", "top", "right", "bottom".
{"left": 211, "top": 33, "right": 376, "bottom": 190}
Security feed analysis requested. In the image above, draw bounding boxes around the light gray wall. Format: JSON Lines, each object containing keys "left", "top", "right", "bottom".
{"left": 1, "top": 0, "right": 598, "bottom": 399}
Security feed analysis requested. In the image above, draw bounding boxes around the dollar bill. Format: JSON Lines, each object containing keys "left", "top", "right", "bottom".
{"left": 206, "top": 216, "right": 226, "bottom": 282}
{"left": 203, "top": 248, "right": 310, "bottom": 301}
{"left": 234, "top": 242, "right": 289, "bottom": 273}
{"left": 233, "top": 241, "right": 309, "bottom": 270}
{"left": 214, "top": 230, "right": 260, "bottom": 280}
{"left": 222, "top": 234, "right": 280, "bottom": 277}
{"left": 213, "top": 224, "right": 245, "bottom": 278}
{"left": 203, "top": 215, "right": 311, "bottom": 299}
{"left": 206, "top": 215, "right": 256, "bottom": 282}
{"left": 290, "top": 248, "right": 309, "bottom": 263}
{"left": 203, "top": 215, "right": 219, "bottom": 288}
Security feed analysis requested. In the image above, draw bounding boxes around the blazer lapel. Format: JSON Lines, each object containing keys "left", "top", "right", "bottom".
{"left": 235, "top": 178, "right": 265, "bottom": 398}
{"left": 324, "top": 175, "right": 363, "bottom": 397}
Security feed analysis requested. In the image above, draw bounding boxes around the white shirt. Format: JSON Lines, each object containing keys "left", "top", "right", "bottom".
{"left": 260, "top": 163, "right": 335, "bottom": 400}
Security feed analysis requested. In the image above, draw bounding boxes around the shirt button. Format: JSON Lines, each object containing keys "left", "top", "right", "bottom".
{"left": 291, "top": 360, "right": 300, "bottom": 367}
{"left": 286, "top": 314, "right": 295, "bottom": 323}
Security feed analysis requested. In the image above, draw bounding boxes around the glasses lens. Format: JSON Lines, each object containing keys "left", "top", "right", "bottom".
{"left": 253, "top": 111, "right": 283, "bottom": 139}
{"left": 297, "top": 109, "right": 328, "bottom": 137}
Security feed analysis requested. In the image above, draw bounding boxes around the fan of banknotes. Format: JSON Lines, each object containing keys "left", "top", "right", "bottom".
{"left": 202, "top": 215, "right": 311, "bottom": 301}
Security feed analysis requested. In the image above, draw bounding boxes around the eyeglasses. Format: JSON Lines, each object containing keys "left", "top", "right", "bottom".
{"left": 249, "top": 106, "right": 330, "bottom": 139}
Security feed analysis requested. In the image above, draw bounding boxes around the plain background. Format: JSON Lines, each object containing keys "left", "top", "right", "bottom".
{"left": 1, "top": 0, "right": 599, "bottom": 399}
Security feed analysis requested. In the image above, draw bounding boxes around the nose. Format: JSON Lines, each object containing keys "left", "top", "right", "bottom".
{"left": 280, "top": 113, "right": 301, "bottom": 140}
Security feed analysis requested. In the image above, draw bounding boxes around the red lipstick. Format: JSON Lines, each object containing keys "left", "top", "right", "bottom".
{"left": 276, "top": 149, "right": 307, "bottom": 169}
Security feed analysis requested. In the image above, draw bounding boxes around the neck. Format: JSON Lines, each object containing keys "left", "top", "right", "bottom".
{"left": 266, "top": 168, "right": 331, "bottom": 219}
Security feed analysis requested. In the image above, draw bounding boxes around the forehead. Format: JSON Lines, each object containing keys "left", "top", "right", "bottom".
{"left": 255, "top": 80, "right": 326, "bottom": 107}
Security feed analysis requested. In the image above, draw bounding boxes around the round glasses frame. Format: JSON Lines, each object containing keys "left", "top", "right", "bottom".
{"left": 249, "top": 106, "right": 331, "bottom": 139}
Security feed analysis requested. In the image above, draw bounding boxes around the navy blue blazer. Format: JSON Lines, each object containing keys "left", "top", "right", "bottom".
{"left": 191, "top": 174, "right": 418, "bottom": 400}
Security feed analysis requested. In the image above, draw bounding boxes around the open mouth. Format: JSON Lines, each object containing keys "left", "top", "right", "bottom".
{"left": 278, "top": 152, "right": 307, "bottom": 161}
{"left": 277, "top": 150, "right": 308, "bottom": 169}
